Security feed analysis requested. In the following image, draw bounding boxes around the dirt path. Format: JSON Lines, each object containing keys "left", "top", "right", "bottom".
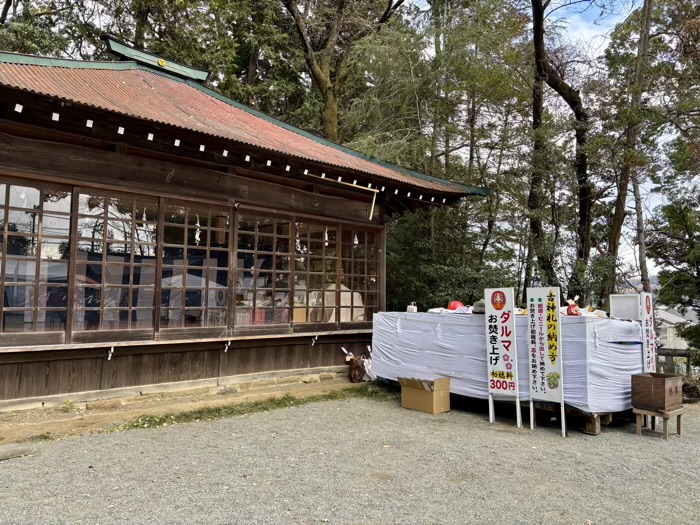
{"left": 0, "top": 377, "right": 356, "bottom": 446}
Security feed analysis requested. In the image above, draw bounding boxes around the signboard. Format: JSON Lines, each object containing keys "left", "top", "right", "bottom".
{"left": 484, "top": 287, "right": 522, "bottom": 427}
{"left": 527, "top": 287, "right": 566, "bottom": 436}
{"left": 527, "top": 287, "right": 564, "bottom": 403}
{"left": 485, "top": 288, "right": 518, "bottom": 396}
{"left": 641, "top": 292, "right": 656, "bottom": 373}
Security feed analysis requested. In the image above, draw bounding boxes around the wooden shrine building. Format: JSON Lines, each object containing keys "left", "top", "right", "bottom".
{"left": 0, "top": 37, "right": 486, "bottom": 405}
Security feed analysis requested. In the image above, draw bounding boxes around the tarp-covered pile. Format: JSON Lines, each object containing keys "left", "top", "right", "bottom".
{"left": 372, "top": 312, "right": 644, "bottom": 413}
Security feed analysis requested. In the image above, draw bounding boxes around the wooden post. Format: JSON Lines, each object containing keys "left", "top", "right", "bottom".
{"left": 664, "top": 355, "right": 673, "bottom": 373}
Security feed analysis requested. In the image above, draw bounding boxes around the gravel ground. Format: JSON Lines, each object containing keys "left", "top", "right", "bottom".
{"left": 1, "top": 398, "right": 699, "bottom": 525}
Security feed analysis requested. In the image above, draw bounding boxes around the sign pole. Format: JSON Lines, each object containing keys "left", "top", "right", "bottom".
{"left": 515, "top": 396, "right": 522, "bottom": 428}
{"left": 530, "top": 399, "right": 535, "bottom": 430}
{"left": 488, "top": 393, "right": 494, "bottom": 423}
{"left": 560, "top": 402, "right": 566, "bottom": 437}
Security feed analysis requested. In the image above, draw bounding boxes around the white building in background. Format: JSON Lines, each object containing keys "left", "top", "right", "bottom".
{"left": 655, "top": 306, "right": 698, "bottom": 375}
{"left": 656, "top": 308, "right": 693, "bottom": 351}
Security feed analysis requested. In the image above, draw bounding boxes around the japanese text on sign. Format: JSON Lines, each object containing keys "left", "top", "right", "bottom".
{"left": 484, "top": 288, "right": 519, "bottom": 396}
{"left": 641, "top": 292, "right": 656, "bottom": 373}
{"left": 528, "top": 287, "right": 564, "bottom": 403}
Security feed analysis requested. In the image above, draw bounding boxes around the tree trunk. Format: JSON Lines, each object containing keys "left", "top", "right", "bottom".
{"left": 0, "top": 0, "right": 12, "bottom": 25}
{"left": 528, "top": 72, "right": 560, "bottom": 289}
{"left": 524, "top": 235, "right": 535, "bottom": 295}
{"left": 478, "top": 110, "right": 509, "bottom": 267}
{"left": 569, "top": 118, "right": 592, "bottom": 301}
{"left": 321, "top": 88, "right": 339, "bottom": 143}
{"left": 531, "top": 0, "right": 588, "bottom": 296}
{"left": 601, "top": 0, "right": 654, "bottom": 306}
{"left": 633, "top": 173, "right": 651, "bottom": 292}
{"left": 467, "top": 94, "right": 477, "bottom": 179}
{"left": 245, "top": 43, "right": 259, "bottom": 106}
{"left": 283, "top": 0, "right": 404, "bottom": 142}
{"left": 429, "top": 0, "right": 443, "bottom": 174}
{"left": 133, "top": 1, "right": 150, "bottom": 50}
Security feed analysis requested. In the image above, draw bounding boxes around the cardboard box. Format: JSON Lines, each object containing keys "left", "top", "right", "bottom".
{"left": 632, "top": 373, "right": 683, "bottom": 412}
{"left": 398, "top": 377, "right": 450, "bottom": 414}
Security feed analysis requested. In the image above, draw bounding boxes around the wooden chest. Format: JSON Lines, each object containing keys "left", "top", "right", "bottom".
{"left": 632, "top": 373, "right": 683, "bottom": 412}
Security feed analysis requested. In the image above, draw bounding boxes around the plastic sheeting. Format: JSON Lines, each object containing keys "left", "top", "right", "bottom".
{"left": 372, "top": 312, "right": 644, "bottom": 413}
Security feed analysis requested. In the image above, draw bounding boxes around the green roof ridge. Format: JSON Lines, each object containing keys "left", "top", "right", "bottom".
{"left": 0, "top": 51, "right": 139, "bottom": 70}
{"left": 101, "top": 35, "right": 210, "bottom": 82}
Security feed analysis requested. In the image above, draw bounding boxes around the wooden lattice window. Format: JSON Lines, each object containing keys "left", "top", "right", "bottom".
{"left": 235, "top": 213, "right": 291, "bottom": 326}
{"left": 160, "top": 200, "right": 230, "bottom": 329}
{"left": 73, "top": 189, "right": 158, "bottom": 331}
{"left": 0, "top": 181, "right": 72, "bottom": 333}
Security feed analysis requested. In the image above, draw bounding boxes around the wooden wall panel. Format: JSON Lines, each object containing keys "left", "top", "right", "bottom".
{"left": 109, "top": 349, "right": 220, "bottom": 389}
{"left": 0, "top": 334, "right": 371, "bottom": 400}
{"left": 0, "top": 358, "right": 103, "bottom": 399}
{"left": 0, "top": 132, "right": 378, "bottom": 225}
{"left": 15, "top": 362, "right": 50, "bottom": 399}
{"left": 46, "top": 358, "right": 102, "bottom": 395}
{"left": 0, "top": 362, "right": 48, "bottom": 399}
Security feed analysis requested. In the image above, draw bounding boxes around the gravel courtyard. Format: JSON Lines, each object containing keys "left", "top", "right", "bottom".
{"left": 1, "top": 396, "right": 699, "bottom": 525}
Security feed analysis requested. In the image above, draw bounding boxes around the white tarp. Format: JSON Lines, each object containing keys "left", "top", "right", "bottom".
{"left": 372, "top": 312, "right": 644, "bottom": 413}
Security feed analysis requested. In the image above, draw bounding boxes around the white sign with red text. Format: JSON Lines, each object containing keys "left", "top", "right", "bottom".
{"left": 485, "top": 288, "right": 519, "bottom": 398}
{"left": 641, "top": 292, "right": 656, "bottom": 373}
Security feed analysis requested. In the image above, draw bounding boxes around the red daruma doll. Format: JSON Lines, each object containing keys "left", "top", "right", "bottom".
{"left": 447, "top": 300, "right": 464, "bottom": 310}
{"left": 491, "top": 291, "right": 506, "bottom": 311}
{"left": 566, "top": 298, "right": 581, "bottom": 316}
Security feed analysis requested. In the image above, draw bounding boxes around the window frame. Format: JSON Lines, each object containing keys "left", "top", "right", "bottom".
{"left": 0, "top": 176, "right": 380, "bottom": 347}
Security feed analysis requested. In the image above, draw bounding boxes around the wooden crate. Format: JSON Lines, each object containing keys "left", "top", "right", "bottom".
{"left": 632, "top": 373, "right": 683, "bottom": 412}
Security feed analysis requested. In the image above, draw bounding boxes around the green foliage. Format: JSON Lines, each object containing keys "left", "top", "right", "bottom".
{"left": 649, "top": 184, "right": 700, "bottom": 353}
{"left": 2, "top": 0, "right": 698, "bottom": 305}
{"left": 386, "top": 208, "right": 517, "bottom": 311}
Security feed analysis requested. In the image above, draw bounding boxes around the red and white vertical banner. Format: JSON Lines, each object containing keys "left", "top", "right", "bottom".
{"left": 484, "top": 288, "right": 522, "bottom": 428}
{"left": 641, "top": 292, "right": 656, "bottom": 373}
{"left": 527, "top": 287, "right": 566, "bottom": 436}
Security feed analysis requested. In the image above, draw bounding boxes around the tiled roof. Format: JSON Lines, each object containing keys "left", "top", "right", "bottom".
{"left": 0, "top": 52, "right": 486, "bottom": 197}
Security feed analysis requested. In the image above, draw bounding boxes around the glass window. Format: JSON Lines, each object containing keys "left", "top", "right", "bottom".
{"left": 160, "top": 200, "right": 230, "bottom": 329}
{"left": 293, "top": 222, "right": 339, "bottom": 324}
{"left": 73, "top": 189, "right": 158, "bottom": 331}
{"left": 0, "top": 177, "right": 378, "bottom": 341}
{"left": 0, "top": 181, "right": 72, "bottom": 333}
{"left": 235, "top": 213, "right": 295, "bottom": 327}
{"left": 339, "top": 227, "right": 379, "bottom": 322}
